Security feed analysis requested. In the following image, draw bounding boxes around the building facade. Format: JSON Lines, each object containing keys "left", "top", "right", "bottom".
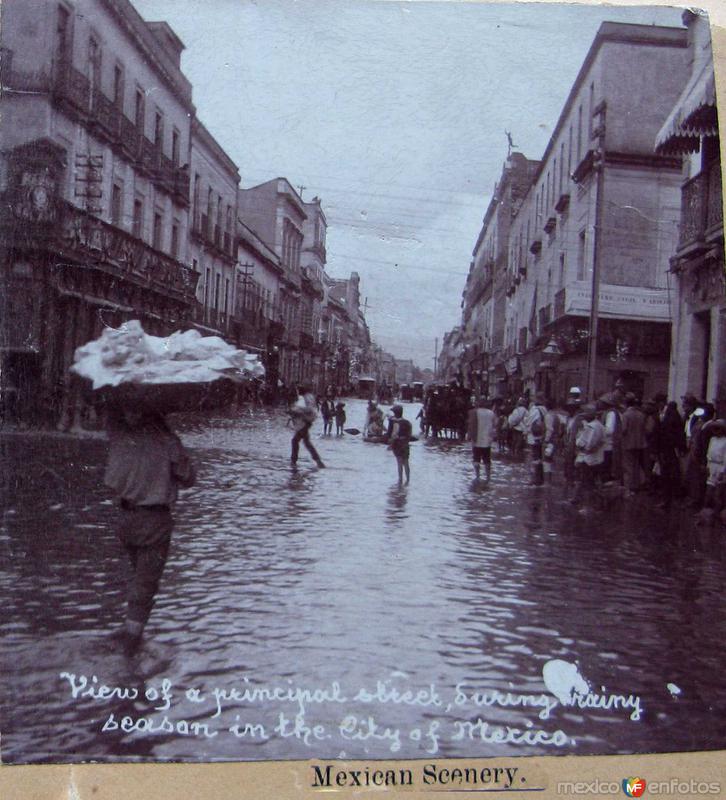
{"left": 189, "top": 118, "right": 239, "bottom": 339}
{"left": 300, "top": 197, "right": 327, "bottom": 388}
{"left": 461, "top": 153, "right": 539, "bottom": 397}
{"left": 238, "top": 178, "right": 307, "bottom": 386}
{"left": 656, "top": 10, "right": 724, "bottom": 413}
{"left": 0, "top": 0, "right": 197, "bottom": 427}
{"left": 497, "top": 23, "right": 689, "bottom": 403}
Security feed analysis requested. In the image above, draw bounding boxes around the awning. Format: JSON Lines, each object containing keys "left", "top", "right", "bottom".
{"left": 55, "top": 288, "right": 134, "bottom": 313}
{"left": 655, "top": 58, "right": 718, "bottom": 155}
{"left": 237, "top": 342, "right": 265, "bottom": 353}
{"left": 193, "top": 322, "right": 223, "bottom": 336}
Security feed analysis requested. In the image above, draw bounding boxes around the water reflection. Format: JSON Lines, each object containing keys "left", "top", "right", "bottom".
{"left": 1, "top": 400, "right": 725, "bottom": 763}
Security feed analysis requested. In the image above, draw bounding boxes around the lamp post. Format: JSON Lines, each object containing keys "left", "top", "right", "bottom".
{"left": 540, "top": 337, "right": 562, "bottom": 401}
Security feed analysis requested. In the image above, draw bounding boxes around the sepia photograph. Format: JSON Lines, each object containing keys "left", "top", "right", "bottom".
{"left": 0, "top": 0, "right": 724, "bottom": 780}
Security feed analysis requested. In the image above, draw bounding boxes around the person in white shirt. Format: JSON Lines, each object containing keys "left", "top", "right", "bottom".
{"left": 507, "top": 397, "right": 528, "bottom": 460}
{"left": 705, "top": 419, "right": 726, "bottom": 522}
{"left": 524, "top": 394, "right": 548, "bottom": 486}
{"left": 571, "top": 403, "right": 606, "bottom": 510}
{"left": 467, "top": 397, "right": 496, "bottom": 481}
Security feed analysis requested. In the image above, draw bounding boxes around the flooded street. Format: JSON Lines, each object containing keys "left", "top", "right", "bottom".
{"left": 1, "top": 398, "right": 725, "bottom": 764}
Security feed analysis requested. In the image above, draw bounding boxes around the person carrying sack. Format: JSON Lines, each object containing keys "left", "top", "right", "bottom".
{"left": 525, "top": 394, "right": 548, "bottom": 486}
{"left": 289, "top": 386, "right": 325, "bottom": 468}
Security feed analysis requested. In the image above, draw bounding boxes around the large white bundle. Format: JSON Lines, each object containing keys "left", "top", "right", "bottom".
{"left": 71, "top": 320, "right": 265, "bottom": 389}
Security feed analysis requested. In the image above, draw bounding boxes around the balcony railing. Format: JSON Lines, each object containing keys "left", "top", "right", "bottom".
{"left": 43, "top": 55, "right": 189, "bottom": 206}
{"left": 191, "top": 215, "right": 235, "bottom": 260}
{"left": 5, "top": 198, "right": 199, "bottom": 301}
{"left": 706, "top": 158, "right": 723, "bottom": 234}
{"left": 53, "top": 58, "right": 91, "bottom": 115}
{"left": 678, "top": 161, "right": 723, "bottom": 252}
{"left": 679, "top": 172, "right": 708, "bottom": 249}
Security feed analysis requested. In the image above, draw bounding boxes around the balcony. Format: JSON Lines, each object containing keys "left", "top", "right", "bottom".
{"left": 191, "top": 215, "right": 234, "bottom": 261}
{"left": 706, "top": 158, "right": 723, "bottom": 235}
{"left": 677, "top": 159, "right": 723, "bottom": 256}
{"left": 555, "top": 193, "right": 570, "bottom": 214}
{"left": 43, "top": 55, "right": 189, "bottom": 206}
{"left": 89, "top": 90, "right": 121, "bottom": 141}
{"left": 529, "top": 239, "right": 542, "bottom": 256}
{"left": 544, "top": 216, "right": 556, "bottom": 235}
{"left": 0, "top": 197, "right": 198, "bottom": 302}
{"left": 53, "top": 58, "right": 91, "bottom": 116}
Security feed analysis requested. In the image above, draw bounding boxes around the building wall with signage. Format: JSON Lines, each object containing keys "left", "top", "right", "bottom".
{"left": 496, "top": 21, "right": 690, "bottom": 402}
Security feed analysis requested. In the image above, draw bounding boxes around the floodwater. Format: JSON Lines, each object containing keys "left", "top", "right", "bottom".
{"left": 1, "top": 398, "right": 725, "bottom": 764}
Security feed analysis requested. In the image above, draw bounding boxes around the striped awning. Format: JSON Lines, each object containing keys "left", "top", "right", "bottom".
{"left": 655, "top": 59, "right": 719, "bottom": 155}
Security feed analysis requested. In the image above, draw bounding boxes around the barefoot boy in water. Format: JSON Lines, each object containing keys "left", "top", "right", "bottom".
{"left": 104, "top": 401, "right": 196, "bottom": 654}
{"left": 386, "top": 404, "right": 412, "bottom": 484}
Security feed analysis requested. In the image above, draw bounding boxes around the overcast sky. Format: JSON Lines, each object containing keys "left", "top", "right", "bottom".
{"left": 134, "top": 0, "right": 683, "bottom": 369}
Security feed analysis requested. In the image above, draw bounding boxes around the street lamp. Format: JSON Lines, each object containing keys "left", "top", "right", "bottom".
{"left": 539, "top": 338, "right": 562, "bottom": 401}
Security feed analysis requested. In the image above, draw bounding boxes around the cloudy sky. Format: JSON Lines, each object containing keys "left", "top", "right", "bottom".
{"left": 134, "top": 0, "right": 683, "bottom": 369}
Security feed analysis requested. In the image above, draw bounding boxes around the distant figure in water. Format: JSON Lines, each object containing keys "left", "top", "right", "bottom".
{"left": 386, "top": 404, "right": 412, "bottom": 484}
{"left": 104, "top": 401, "right": 196, "bottom": 655}
{"left": 467, "top": 396, "right": 496, "bottom": 481}
{"left": 289, "top": 385, "right": 325, "bottom": 468}
{"left": 334, "top": 401, "right": 346, "bottom": 436}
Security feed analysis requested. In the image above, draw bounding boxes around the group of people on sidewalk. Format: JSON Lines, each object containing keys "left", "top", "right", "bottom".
{"left": 469, "top": 386, "right": 726, "bottom": 522}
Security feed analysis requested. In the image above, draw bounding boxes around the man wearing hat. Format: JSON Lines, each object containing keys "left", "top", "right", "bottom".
{"left": 598, "top": 392, "right": 623, "bottom": 484}
{"left": 572, "top": 403, "right": 606, "bottom": 510}
{"left": 507, "top": 396, "right": 528, "bottom": 461}
{"left": 682, "top": 392, "right": 702, "bottom": 447}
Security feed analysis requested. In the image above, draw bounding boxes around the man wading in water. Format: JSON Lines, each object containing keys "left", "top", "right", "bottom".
{"left": 386, "top": 405, "right": 412, "bottom": 484}
{"left": 289, "top": 385, "right": 326, "bottom": 468}
{"left": 104, "top": 401, "right": 196, "bottom": 655}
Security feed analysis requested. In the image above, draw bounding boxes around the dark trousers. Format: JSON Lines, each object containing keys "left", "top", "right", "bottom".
{"left": 659, "top": 449, "right": 681, "bottom": 507}
{"left": 291, "top": 422, "right": 321, "bottom": 463}
{"left": 530, "top": 441, "right": 544, "bottom": 485}
{"left": 117, "top": 507, "right": 173, "bottom": 626}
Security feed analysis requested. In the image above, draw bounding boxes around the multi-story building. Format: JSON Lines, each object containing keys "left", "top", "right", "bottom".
{"left": 238, "top": 178, "right": 306, "bottom": 385}
{"left": 655, "top": 10, "right": 724, "bottom": 412}
{"left": 189, "top": 118, "right": 239, "bottom": 338}
{"left": 300, "top": 197, "right": 327, "bottom": 388}
{"left": 461, "top": 153, "right": 539, "bottom": 397}
{"left": 0, "top": 0, "right": 197, "bottom": 428}
{"left": 501, "top": 22, "right": 689, "bottom": 402}
{"left": 436, "top": 327, "right": 463, "bottom": 384}
{"left": 235, "top": 218, "right": 285, "bottom": 389}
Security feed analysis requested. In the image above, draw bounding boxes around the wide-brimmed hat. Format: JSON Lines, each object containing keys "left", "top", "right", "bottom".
{"left": 598, "top": 392, "right": 618, "bottom": 407}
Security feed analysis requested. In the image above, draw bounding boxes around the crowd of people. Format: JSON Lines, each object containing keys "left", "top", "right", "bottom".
{"left": 466, "top": 386, "right": 726, "bottom": 525}
{"left": 102, "top": 380, "right": 725, "bottom": 655}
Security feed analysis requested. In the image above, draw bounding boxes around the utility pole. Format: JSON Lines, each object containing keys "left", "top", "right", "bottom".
{"left": 433, "top": 337, "right": 439, "bottom": 378}
{"left": 239, "top": 262, "right": 253, "bottom": 337}
{"left": 297, "top": 185, "right": 306, "bottom": 200}
{"left": 586, "top": 147, "right": 605, "bottom": 401}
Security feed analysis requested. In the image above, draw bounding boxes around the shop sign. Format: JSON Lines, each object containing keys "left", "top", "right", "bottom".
{"left": 564, "top": 281, "right": 671, "bottom": 322}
